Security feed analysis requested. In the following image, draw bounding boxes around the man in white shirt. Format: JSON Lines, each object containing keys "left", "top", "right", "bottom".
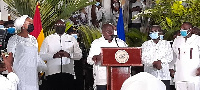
{"left": 87, "top": 24, "right": 127, "bottom": 90}
{"left": 39, "top": 19, "right": 82, "bottom": 90}
{"left": 129, "top": 0, "right": 144, "bottom": 30}
{"left": 0, "top": 53, "right": 19, "bottom": 90}
{"left": 142, "top": 25, "right": 173, "bottom": 90}
{"left": 172, "top": 22, "right": 200, "bottom": 90}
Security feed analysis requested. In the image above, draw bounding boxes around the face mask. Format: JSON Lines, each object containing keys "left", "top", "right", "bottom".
{"left": 95, "top": 2, "right": 100, "bottom": 6}
{"left": 159, "top": 35, "right": 164, "bottom": 40}
{"left": 149, "top": 32, "right": 159, "bottom": 39}
{"left": 0, "top": 25, "right": 4, "bottom": 29}
{"left": 55, "top": 26, "right": 66, "bottom": 34}
{"left": 180, "top": 29, "right": 190, "bottom": 37}
{"left": 27, "top": 24, "right": 34, "bottom": 33}
{"left": 7, "top": 27, "right": 15, "bottom": 34}
{"left": 71, "top": 34, "right": 78, "bottom": 39}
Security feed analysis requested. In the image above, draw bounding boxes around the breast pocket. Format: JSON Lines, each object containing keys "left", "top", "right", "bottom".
{"left": 62, "top": 41, "right": 74, "bottom": 52}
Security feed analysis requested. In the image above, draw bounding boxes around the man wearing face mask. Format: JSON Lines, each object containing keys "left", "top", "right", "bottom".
{"left": 6, "top": 15, "right": 47, "bottom": 90}
{"left": 0, "top": 20, "right": 5, "bottom": 29}
{"left": 39, "top": 19, "right": 82, "bottom": 90}
{"left": 4, "top": 20, "right": 15, "bottom": 48}
{"left": 141, "top": 25, "right": 173, "bottom": 90}
{"left": 67, "top": 27, "right": 78, "bottom": 40}
{"left": 91, "top": 0, "right": 106, "bottom": 28}
{"left": 172, "top": 22, "right": 200, "bottom": 90}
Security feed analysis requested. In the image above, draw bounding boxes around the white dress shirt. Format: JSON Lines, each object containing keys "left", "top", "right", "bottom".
{"left": 0, "top": 72, "right": 19, "bottom": 90}
{"left": 131, "top": 1, "right": 143, "bottom": 23}
{"left": 142, "top": 40, "right": 173, "bottom": 80}
{"left": 172, "top": 34, "right": 200, "bottom": 82}
{"left": 87, "top": 36, "right": 127, "bottom": 85}
{"left": 39, "top": 33, "right": 82, "bottom": 76}
{"left": 7, "top": 35, "right": 47, "bottom": 90}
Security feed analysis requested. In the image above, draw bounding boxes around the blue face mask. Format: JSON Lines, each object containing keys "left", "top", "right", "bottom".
{"left": 95, "top": 2, "right": 100, "bottom": 6}
{"left": 0, "top": 25, "right": 4, "bottom": 29}
{"left": 180, "top": 29, "right": 189, "bottom": 37}
{"left": 149, "top": 32, "right": 159, "bottom": 39}
{"left": 7, "top": 27, "right": 16, "bottom": 34}
{"left": 159, "top": 35, "right": 164, "bottom": 40}
{"left": 71, "top": 34, "right": 78, "bottom": 40}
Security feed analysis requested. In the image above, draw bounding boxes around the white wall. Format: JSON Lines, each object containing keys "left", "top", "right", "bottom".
{"left": 102, "top": 0, "right": 111, "bottom": 22}
{"left": 0, "top": 0, "right": 8, "bottom": 21}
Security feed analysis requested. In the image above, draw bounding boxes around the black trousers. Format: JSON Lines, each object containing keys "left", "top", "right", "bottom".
{"left": 40, "top": 73, "right": 74, "bottom": 90}
{"left": 162, "top": 80, "right": 170, "bottom": 90}
{"left": 96, "top": 85, "right": 107, "bottom": 90}
{"left": 128, "top": 23, "right": 141, "bottom": 30}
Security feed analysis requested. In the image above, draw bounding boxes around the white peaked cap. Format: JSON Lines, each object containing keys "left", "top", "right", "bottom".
{"left": 14, "top": 15, "right": 29, "bottom": 30}
{"left": 121, "top": 72, "right": 166, "bottom": 90}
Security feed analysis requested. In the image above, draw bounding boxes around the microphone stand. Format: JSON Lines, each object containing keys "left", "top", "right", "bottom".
{"left": 112, "top": 35, "right": 119, "bottom": 47}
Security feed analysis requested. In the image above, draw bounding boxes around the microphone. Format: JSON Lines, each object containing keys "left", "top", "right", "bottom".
{"left": 111, "top": 35, "right": 119, "bottom": 47}
{"left": 111, "top": 35, "right": 118, "bottom": 39}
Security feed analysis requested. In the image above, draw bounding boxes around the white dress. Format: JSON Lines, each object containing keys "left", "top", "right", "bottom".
{"left": 0, "top": 72, "right": 19, "bottom": 90}
{"left": 7, "top": 34, "right": 46, "bottom": 90}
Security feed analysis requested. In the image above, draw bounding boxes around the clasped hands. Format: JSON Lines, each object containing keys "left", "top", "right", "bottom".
{"left": 53, "top": 50, "right": 70, "bottom": 58}
{"left": 153, "top": 60, "right": 162, "bottom": 70}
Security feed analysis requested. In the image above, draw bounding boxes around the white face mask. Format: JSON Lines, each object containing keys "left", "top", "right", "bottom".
{"left": 0, "top": 25, "right": 4, "bottom": 29}
{"left": 159, "top": 35, "right": 164, "bottom": 40}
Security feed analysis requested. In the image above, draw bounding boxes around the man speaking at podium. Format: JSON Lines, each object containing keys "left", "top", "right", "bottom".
{"left": 87, "top": 24, "right": 127, "bottom": 90}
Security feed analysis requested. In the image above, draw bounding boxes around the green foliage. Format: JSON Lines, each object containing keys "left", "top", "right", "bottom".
{"left": 78, "top": 25, "right": 101, "bottom": 49}
{"left": 126, "top": 28, "right": 148, "bottom": 47}
{"left": 140, "top": 0, "right": 200, "bottom": 40}
{"left": 4, "top": 0, "right": 95, "bottom": 33}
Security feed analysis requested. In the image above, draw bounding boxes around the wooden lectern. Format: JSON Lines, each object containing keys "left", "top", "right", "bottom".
{"left": 101, "top": 47, "right": 142, "bottom": 90}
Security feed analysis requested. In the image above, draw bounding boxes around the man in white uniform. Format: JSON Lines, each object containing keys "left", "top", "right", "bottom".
{"left": 87, "top": 24, "right": 127, "bottom": 90}
{"left": 39, "top": 19, "right": 82, "bottom": 90}
{"left": 0, "top": 53, "right": 19, "bottom": 90}
{"left": 172, "top": 22, "right": 200, "bottom": 90}
{"left": 142, "top": 25, "right": 173, "bottom": 90}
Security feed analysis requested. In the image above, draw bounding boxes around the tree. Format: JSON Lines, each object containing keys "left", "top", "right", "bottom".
{"left": 139, "top": 0, "right": 200, "bottom": 40}
{"left": 4, "top": 0, "right": 95, "bottom": 33}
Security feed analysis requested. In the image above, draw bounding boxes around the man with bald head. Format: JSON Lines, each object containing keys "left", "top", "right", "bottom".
{"left": 87, "top": 24, "right": 127, "bottom": 90}
{"left": 172, "top": 22, "right": 200, "bottom": 90}
{"left": 39, "top": 19, "right": 82, "bottom": 90}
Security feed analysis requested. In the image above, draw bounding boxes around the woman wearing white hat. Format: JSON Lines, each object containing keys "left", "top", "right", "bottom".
{"left": 6, "top": 15, "right": 46, "bottom": 90}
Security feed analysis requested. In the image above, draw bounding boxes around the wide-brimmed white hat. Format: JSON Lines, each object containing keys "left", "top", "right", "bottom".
{"left": 121, "top": 72, "right": 166, "bottom": 90}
